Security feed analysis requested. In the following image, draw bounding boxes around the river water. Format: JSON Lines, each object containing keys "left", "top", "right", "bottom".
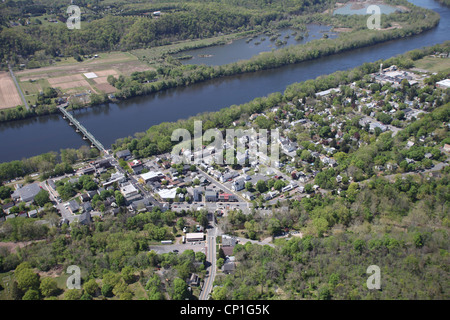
{"left": 0, "top": 0, "right": 448, "bottom": 163}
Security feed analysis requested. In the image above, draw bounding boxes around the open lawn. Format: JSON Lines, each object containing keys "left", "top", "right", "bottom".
{"left": 413, "top": 56, "right": 450, "bottom": 74}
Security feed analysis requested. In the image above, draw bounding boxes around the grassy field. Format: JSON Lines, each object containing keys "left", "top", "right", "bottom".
{"left": 413, "top": 56, "right": 450, "bottom": 74}
{"left": 10, "top": 51, "right": 153, "bottom": 103}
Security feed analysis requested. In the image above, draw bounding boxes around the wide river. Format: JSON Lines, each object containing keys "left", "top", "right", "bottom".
{"left": 0, "top": 0, "right": 448, "bottom": 163}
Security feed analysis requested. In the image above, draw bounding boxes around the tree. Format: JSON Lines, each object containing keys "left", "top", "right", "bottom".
{"left": 212, "top": 286, "right": 227, "bottom": 300}
{"left": 34, "top": 189, "right": 50, "bottom": 207}
{"left": 15, "top": 266, "right": 40, "bottom": 292}
{"left": 83, "top": 279, "right": 99, "bottom": 297}
{"left": 121, "top": 266, "right": 135, "bottom": 284}
{"left": 64, "top": 289, "right": 82, "bottom": 300}
{"left": 170, "top": 278, "right": 188, "bottom": 300}
{"left": 40, "top": 277, "right": 59, "bottom": 297}
{"left": 115, "top": 191, "right": 126, "bottom": 207}
{"left": 273, "top": 180, "right": 286, "bottom": 191}
{"left": 22, "top": 289, "right": 40, "bottom": 300}
{"left": 256, "top": 180, "right": 268, "bottom": 193}
{"left": 101, "top": 284, "right": 113, "bottom": 298}
{"left": 0, "top": 185, "right": 12, "bottom": 200}
{"left": 268, "top": 218, "right": 281, "bottom": 237}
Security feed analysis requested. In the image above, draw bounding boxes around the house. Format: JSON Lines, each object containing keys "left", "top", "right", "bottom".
{"left": 443, "top": 144, "right": 450, "bottom": 153}
{"left": 436, "top": 79, "right": 450, "bottom": 89}
{"left": 47, "top": 180, "right": 57, "bottom": 191}
{"left": 205, "top": 189, "right": 217, "bottom": 202}
{"left": 128, "top": 160, "right": 144, "bottom": 174}
{"left": 232, "top": 178, "right": 245, "bottom": 191}
{"left": 188, "top": 273, "right": 200, "bottom": 287}
{"left": 27, "top": 209, "right": 38, "bottom": 218}
{"left": 130, "top": 198, "right": 152, "bottom": 212}
{"left": 116, "top": 149, "right": 131, "bottom": 160}
{"left": 103, "top": 172, "right": 126, "bottom": 187}
{"left": 80, "top": 193, "right": 90, "bottom": 202}
{"left": 222, "top": 258, "right": 236, "bottom": 274}
{"left": 2, "top": 202, "right": 15, "bottom": 215}
{"left": 82, "top": 202, "right": 93, "bottom": 213}
{"left": 222, "top": 235, "right": 237, "bottom": 247}
{"left": 193, "top": 187, "right": 202, "bottom": 202}
{"left": 12, "top": 183, "right": 41, "bottom": 203}
{"left": 78, "top": 211, "right": 91, "bottom": 225}
{"left": 95, "top": 159, "right": 112, "bottom": 169}
{"left": 67, "top": 200, "right": 80, "bottom": 214}
{"left": 242, "top": 192, "right": 255, "bottom": 201}
{"left": 79, "top": 166, "right": 96, "bottom": 175}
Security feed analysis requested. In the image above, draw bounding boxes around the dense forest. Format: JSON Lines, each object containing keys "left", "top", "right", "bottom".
{"left": 0, "top": 0, "right": 330, "bottom": 65}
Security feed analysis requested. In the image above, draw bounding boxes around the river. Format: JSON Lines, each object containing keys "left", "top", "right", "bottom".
{"left": 0, "top": 0, "right": 448, "bottom": 163}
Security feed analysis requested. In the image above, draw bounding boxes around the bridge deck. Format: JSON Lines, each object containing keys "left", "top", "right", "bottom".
{"left": 58, "top": 103, "right": 106, "bottom": 152}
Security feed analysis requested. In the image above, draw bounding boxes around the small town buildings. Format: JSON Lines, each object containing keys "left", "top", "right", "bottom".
{"left": 67, "top": 200, "right": 80, "bottom": 215}
{"left": 140, "top": 171, "right": 165, "bottom": 183}
{"left": 116, "top": 149, "right": 131, "bottom": 160}
{"left": 232, "top": 178, "right": 245, "bottom": 191}
{"left": 12, "top": 183, "right": 41, "bottom": 203}
{"left": 218, "top": 193, "right": 237, "bottom": 202}
{"left": 120, "top": 183, "right": 140, "bottom": 201}
{"left": 186, "top": 233, "right": 205, "bottom": 242}
{"left": 128, "top": 160, "right": 144, "bottom": 174}
{"left": 205, "top": 189, "right": 217, "bottom": 202}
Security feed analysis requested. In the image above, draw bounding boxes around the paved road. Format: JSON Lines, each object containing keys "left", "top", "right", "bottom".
{"left": 199, "top": 225, "right": 217, "bottom": 300}
{"left": 8, "top": 63, "right": 29, "bottom": 110}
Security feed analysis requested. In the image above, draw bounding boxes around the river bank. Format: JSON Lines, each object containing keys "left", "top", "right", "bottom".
{"left": 0, "top": 6, "right": 439, "bottom": 125}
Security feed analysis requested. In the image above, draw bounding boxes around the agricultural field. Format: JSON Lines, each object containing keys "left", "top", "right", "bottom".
{"left": 13, "top": 52, "right": 154, "bottom": 102}
{"left": 0, "top": 72, "right": 23, "bottom": 109}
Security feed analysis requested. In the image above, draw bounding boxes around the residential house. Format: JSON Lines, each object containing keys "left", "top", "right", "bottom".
{"left": 193, "top": 187, "right": 203, "bottom": 202}
{"left": 128, "top": 160, "right": 144, "bottom": 174}
{"left": 232, "top": 178, "right": 245, "bottom": 192}
{"left": 116, "top": 149, "right": 131, "bottom": 160}
{"left": 67, "top": 200, "right": 80, "bottom": 215}
{"left": 78, "top": 211, "right": 91, "bottom": 225}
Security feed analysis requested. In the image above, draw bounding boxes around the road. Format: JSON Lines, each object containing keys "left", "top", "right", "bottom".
{"left": 199, "top": 225, "right": 218, "bottom": 300}
{"left": 8, "top": 63, "right": 29, "bottom": 110}
{"left": 109, "top": 157, "right": 162, "bottom": 208}
{"left": 196, "top": 167, "right": 249, "bottom": 204}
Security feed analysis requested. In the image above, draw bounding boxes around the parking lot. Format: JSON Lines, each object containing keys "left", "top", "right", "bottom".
{"left": 149, "top": 241, "right": 206, "bottom": 254}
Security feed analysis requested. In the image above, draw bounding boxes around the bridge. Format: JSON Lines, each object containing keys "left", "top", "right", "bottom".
{"left": 58, "top": 103, "right": 107, "bottom": 153}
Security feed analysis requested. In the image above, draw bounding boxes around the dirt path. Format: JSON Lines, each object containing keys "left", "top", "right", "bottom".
{"left": 0, "top": 240, "right": 45, "bottom": 253}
